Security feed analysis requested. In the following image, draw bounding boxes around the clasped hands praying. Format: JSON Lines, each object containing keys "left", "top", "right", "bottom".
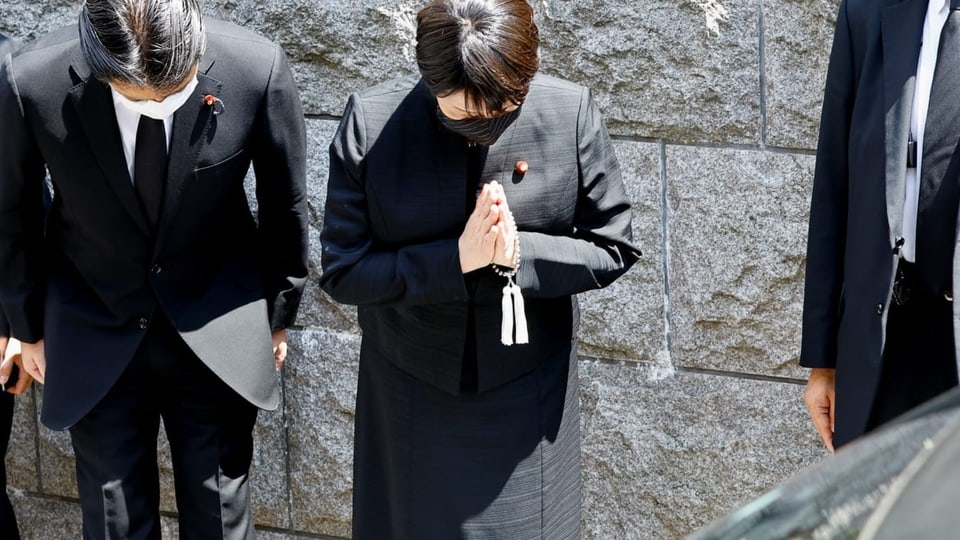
{"left": 458, "top": 181, "right": 518, "bottom": 274}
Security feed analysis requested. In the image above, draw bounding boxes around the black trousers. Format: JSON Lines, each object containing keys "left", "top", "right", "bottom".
{"left": 68, "top": 316, "right": 258, "bottom": 540}
{"left": 868, "top": 261, "right": 959, "bottom": 431}
{"left": 0, "top": 391, "right": 19, "bottom": 539}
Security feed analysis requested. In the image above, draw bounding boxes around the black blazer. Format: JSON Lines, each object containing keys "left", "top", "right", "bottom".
{"left": 0, "top": 33, "right": 16, "bottom": 340}
{"left": 0, "top": 21, "right": 308, "bottom": 430}
{"left": 800, "top": 0, "right": 947, "bottom": 446}
{"left": 320, "top": 75, "right": 640, "bottom": 393}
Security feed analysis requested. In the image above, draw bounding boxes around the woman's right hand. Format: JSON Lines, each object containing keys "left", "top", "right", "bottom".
{"left": 459, "top": 182, "right": 503, "bottom": 273}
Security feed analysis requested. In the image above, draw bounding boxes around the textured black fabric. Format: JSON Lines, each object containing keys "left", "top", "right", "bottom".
{"left": 69, "top": 316, "right": 257, "bottom": 540}
{"left": 321, "top": 75, "right": 640, "bottom": 395}
{"left": 353, "top": 340, "right": 581, "bottom": 540}
{"left": 917, "top": 1, "right": 960, "bottom": 294}
{"left": 868, "top": 261, "right": 958, "bottom": 431}
{"left": 459, "top": 144, "right": 485, "bottom": 393}
{"left": 133, "top": 116, "right": 167, "bottom": 229}
{"left": 0, "top": 20, "right": 308, "bottom": 430}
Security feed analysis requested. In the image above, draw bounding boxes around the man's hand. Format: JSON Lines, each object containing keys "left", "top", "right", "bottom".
{"left": 804, "top": 367, "right": 836, "bottom": 452}
{"left": 0, "top": 338, "right": 32, "bottom": 395}
{"left": 272, "top": 329, "right": 287, "bottom": 372}
{"left": 20, "top": 339, "right": 45, "bottom": 385}
{"left": 459, "top": 182, "right": 503, "bottom": 273}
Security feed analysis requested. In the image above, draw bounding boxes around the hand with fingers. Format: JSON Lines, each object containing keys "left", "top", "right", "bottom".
{"left": 272, "top": 329, "right": 288, "bottom": 372}
{"left": 804, "top": 367, "right": 836, "bottom": 453}
{"left": 18, "top": 340, "right": 44, "bottom": 386}
{"left": 491, "top": 188, "right": 518, "bottom": 269}
{"left": 459, "top": 181, "right": 504, "bottom": 273}
{"left": 0, "top": 336, "right": 34, "bottom": 395}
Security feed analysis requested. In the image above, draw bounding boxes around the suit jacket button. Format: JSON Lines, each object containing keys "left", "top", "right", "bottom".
{"left": 877, "top": 303, "right": 884, "bottom": 315}
{"left": 945, "top": 292, "right": 954, "bottom": 302}
{"left": 151, "top": 264, "right": 162, "bottom": 274}
{"left": 138, "top": 317, "right": 149, "bottom": 330}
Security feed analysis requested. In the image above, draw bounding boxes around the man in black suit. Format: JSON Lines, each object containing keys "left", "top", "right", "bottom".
{"left": 802, "top": 0, "right": 960, "bottom": 451}
{"left": 0, "top": 1, "right": 308, "bottom": 537}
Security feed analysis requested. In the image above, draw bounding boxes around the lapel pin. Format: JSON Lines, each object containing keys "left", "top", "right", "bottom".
{"left": 515, "top": 160, "right": 529, "bottom": 174}
{"left": 203, "top": 94, "right": 225, "bottom": 116}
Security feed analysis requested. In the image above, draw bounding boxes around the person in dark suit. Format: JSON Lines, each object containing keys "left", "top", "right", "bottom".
{"left": 0, "top": 1, "right": 308, "bottom": 537}
{"left": 0, "top": 31, "right": 25, "bottom": 540}
{"left": 802, "top": 0, "right": 960, "bottom": 451}
{"left": 320, "top": 1, "right": 640, "bottom": 538}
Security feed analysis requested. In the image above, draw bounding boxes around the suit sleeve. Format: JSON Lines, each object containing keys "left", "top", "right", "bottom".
{"left": 319, "top": 94, "right": 470, "bottom": 306}
{"left": 0, "top": 35, "right": 19, "bottom": 340}
{"left": 250, "top": 44, "right": 309, "bottom": 331}
{"left": 799, "top": 0, "right": 854, "bottom": 369}
{"left": 0, "top": 308, "right": 8, "bottom": 338}
{"left": 0, "top": 52, "right": 48, "bottom": 343}
{"left": 513, "top": 89, "right": 641, "bottom": 298}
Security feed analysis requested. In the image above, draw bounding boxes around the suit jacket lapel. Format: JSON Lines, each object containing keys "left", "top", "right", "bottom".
{"left": 882, "top": 0, "right": 928, "bottom": 244}
{"left": 481, "top": 119, "right": 522, "bottom": 186}
{"left": 67, "top": 68, "right": 151, "bottom": 236}
{"left": 155, "top": 61, "right": 221, "bottom": 250}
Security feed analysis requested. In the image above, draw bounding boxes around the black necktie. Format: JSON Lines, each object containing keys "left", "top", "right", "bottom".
{"left": 917, "top": 0, "right": 960, "bottom": 293}
{"left": 134, "top": 116, "right": 167, "bottom": 230}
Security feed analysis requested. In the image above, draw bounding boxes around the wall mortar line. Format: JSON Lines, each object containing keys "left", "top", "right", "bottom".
{"left": 280, "top": 367, "right": 295, "bottom": 532}
{"left": 303, "top": 113, "right": 343, "bottom": 122}
{"left": 577, "top": 356, "right": 807, "bottom": 386}
{"left": 758, "top": 0, "right": 769, "bottom": 147}
{"left": 659, "top": 141, "right": 673, "bottom": 366}
{"left": 676, "top": 365, "right": 806, "bottom": 385}
{"left": 606, "top": 134, "right": 814, "bottom": 154}
{"left": 31, "top": 387, "right": 42, "bottom": 492}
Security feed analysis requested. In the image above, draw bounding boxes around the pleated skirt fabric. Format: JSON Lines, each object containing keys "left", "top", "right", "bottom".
{"left": 351, "top": 339, "right": 582, "bottom": 540}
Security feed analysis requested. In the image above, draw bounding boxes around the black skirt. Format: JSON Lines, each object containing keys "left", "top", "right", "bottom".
{"left": 352, "top": 338, "right": 582, "bottom": 540}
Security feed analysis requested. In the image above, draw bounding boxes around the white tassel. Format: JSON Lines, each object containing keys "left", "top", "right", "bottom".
{"left": 510, "top": 279, "right": 529, "bottom": 344}
{"left": 493, "top": 213, "right": 526, "bottom": 346}
{"left": 501, "top": 283, "right": 515, "bottom": 345}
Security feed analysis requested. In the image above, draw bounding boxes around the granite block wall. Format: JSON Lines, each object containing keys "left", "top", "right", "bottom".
{"left": 1, "top": 1, "right": 836, "bottom": 538}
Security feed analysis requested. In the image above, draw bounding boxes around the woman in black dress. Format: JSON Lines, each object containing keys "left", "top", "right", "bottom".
{"left": 320, "top": 1, "right": 640, "bottom": 538}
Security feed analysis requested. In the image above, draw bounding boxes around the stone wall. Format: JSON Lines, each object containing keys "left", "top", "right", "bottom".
{"left": 0, "top": 1, "right": 837, "bottom": 538}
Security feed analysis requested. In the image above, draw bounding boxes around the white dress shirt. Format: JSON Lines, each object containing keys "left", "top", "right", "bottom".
{"left": 903, "top": 0, "right": 951, "bottom": 262}
{"left": 110, "top": 88, "right": 174, "bottom": 185}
